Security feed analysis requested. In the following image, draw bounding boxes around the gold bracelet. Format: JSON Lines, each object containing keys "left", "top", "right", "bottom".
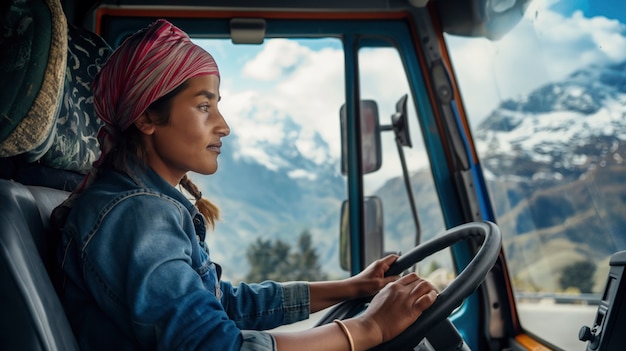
{"left": 333, "top": 319, "right": 355, "bottom": 351}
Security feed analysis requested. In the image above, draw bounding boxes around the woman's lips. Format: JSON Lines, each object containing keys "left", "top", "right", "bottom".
{"left": 207, "top": 143, "right": 222, "bottom": 153}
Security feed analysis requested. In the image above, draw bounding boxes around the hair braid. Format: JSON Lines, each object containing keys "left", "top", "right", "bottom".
{"left": 180, "top": 174, "right": 219, "bottom": 229}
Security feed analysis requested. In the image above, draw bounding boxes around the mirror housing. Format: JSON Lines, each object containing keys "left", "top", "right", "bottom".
{"left": 339, "top": 196, "right": 384, "bottom": 271}
{"left": 391, "top": 94, "right": 412, "bottom": 147}
{"left": 340, "top": 100, "right": 382, "bottom": 175}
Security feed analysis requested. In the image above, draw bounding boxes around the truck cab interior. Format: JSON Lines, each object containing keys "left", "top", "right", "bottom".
{"left": 1, "top": 0, "right": 625, "bottom": 350}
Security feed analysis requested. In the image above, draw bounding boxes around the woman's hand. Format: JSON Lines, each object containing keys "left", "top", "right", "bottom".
{"left": 275, "top": 273, "right": 438, "bottom": 351}
{"left": 359, "top": 273, "right": 438, "bottom": 343}
{"left": 346, "top": 254, "right": 401, "bottom": 298}
{"left": 308, "top": 254, "right": 419, "bottom": 312}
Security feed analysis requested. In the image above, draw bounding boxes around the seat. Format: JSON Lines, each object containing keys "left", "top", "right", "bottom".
{"left": 0, "top": 178, "right": 79, "bottom": 350}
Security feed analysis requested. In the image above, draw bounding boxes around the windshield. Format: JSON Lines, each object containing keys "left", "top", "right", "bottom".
{"left": 445, "top": 0, "right": 626, "bottom": 349}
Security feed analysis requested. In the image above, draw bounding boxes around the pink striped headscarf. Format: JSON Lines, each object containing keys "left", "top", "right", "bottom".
{"left": 92, "top": 19, "right": 219, "bottom": 168}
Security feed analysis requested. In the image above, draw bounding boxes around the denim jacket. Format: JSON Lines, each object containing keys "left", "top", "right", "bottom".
{"left": 57, "top": 162, "right": 310, "bottom": 350}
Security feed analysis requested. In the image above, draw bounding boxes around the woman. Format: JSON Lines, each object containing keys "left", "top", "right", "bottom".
{"left": 54, "top": 19, "right": 438, "bottom": 351}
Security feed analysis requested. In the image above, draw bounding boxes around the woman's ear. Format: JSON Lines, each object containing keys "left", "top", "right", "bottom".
{"left": 135, "top": 112, "right": 156, "bottom": 135}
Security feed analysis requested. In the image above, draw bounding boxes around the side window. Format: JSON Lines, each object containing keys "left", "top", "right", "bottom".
{"left": 192, "top": 38, "right": 350, "bottom": 283}
{"left": 358, "top": 45, "right": 451, "bottom": 289}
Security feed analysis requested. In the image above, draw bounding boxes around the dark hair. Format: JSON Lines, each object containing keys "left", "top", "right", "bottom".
{"left": 105, "top": 82, "right": 188, "bottom": 172}
{"left": 105, "top": 80, "right": 219, "bottom": 229}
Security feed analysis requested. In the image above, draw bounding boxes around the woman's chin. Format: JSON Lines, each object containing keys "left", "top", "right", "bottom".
{"left": 193, "top": 164, "right": 218, "bottom": 175}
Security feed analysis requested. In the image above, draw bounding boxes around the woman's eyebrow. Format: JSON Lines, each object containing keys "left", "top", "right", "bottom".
{"left": 196, "top": 90, "right": 218, "bottom": 100}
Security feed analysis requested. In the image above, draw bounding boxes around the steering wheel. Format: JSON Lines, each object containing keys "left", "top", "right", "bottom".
{"left": 316, "top": 221, "right": 502, "bottom": 350}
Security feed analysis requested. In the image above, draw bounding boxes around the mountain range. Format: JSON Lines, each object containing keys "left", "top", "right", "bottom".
{"left": 473, "top": 61, "right": 626, "bottom": 291}
{"left": 196, "top": 60, "right": 626, "bottom": 292}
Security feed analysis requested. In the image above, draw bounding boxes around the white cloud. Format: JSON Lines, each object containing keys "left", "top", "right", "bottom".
{"left": 219, "top": 90, "right": 286, "bottom": 146}
{"left": 446, "top": 3, "right": 626, "bottom": 125}
{"left": 533, "top": 10, "right": 626, "bottom": 71}
{"left": 294, "top": 130, "right": 327, "bottom": 165}
{"left": 242, "top": 39, "right": 312, "bottom": 80}
{"left": 288, "top": 169, "right": 317, "bottom": 180}
{"left": 271, "top": 47, "right": 346, "bottom": 153}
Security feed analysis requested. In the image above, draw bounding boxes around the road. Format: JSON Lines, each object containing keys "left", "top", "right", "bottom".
{"left": 518, "top": 302, "right": 597, "bottom": 351}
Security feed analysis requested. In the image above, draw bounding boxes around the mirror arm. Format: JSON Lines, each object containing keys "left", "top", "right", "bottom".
{"left": 381, "top": 122, "right": 422, "bottom": 248}
{"left": 395, "top": 136, "right": 422, "bottom": 248}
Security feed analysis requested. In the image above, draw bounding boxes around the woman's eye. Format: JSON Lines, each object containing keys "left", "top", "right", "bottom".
{"left": 200, "top": 105, "right": 210, "bottom": 112}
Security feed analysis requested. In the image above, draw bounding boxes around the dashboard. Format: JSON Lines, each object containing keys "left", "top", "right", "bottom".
{"left": 579, "top": 251, "right": 626, "bottom": 350}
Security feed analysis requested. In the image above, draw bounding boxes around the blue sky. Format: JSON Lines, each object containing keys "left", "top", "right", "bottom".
{"left": 551, "top": 0, "right": 626, "bottom": 23}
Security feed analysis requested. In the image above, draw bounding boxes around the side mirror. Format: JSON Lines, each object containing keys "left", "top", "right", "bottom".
{"left": 339, "top": 196, "right": 384, "bottom": 271}
{"left": 340, "top": 100, "right": 382, "bottom": 175}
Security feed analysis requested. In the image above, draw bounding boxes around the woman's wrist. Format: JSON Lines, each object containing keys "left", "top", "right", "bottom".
{"left": 340, "top": 277, "right": 362, "bottom": 298}
{"left": 343, "top": 275, "right": 374, "bottom": 298}
{"left": 343, "top": 316, "right": 384, "bottom": 350}
{"left": 308, "top": 280, "right": 358, "bottom": 312}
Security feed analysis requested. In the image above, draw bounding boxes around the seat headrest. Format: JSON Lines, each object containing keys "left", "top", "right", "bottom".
{"left": 0, "top": 0, "right": 67, "bottom": 157}
{"left": 0, "top": 0, "right": 112, "bottom": 191}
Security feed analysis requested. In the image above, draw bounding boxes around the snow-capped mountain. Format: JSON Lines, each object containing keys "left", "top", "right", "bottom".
{"left": 472, "top": 61, "right": 626, "bottom": 290}
{"left": 475, "top": 61, "right": 626, "bottom": 183}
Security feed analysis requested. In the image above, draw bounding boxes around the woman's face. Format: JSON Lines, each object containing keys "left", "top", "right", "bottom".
{"left": 142, "top": 74, "right": 230, "bottom": 185}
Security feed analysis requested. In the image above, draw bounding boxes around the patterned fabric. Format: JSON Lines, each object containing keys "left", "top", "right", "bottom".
{"left": 0, "top": 0, "right": 67, "bottom": 157}
{"left": 38, "top": 24, "right": 112, "bottom": 173}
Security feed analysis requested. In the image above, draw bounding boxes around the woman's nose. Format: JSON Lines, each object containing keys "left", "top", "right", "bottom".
{"left": 217, "top": 112, "right": 230, "bottom": 137}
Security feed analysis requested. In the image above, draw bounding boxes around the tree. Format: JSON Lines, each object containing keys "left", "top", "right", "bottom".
{"left": 245, "top": 230, "right": 328, "bottom": 282}
{"left": 245, "top": 237, "right": 291, "bottom": 282}
{"left": 559, "top": 260, "right": 596, "bottom": 293}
